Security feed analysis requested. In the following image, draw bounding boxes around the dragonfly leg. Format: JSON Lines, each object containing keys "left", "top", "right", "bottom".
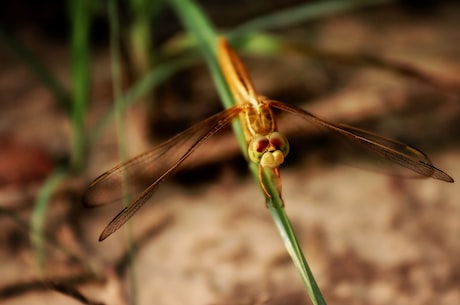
{"left": 259, "top": 165, "right": 285, "bottom": 208}
{"left": 272, "top": 167, "right": 285, "bottom": 207}
{"left": 259, "top": 164, "right": 272, "bottom": 207}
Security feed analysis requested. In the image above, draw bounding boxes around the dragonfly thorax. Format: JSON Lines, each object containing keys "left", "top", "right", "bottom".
{"left": 240, "top": 97, "right": 277, "bottom": 141}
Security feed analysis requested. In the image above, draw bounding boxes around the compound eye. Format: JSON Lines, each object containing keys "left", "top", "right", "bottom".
{"left": 269, "top": 132, "right": 289, "bottom": 156}
{"left": 248, "top": 135, "right": 269, "bottom": 163}
{"left": 252, "top": 136, "right": 269, "bottom": 153}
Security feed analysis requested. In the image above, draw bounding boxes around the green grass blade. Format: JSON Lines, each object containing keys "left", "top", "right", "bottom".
{"left": 169, "top": 0, "right": 327, "bottom": 304}
{"left": 2, "top": 202, "right": 94, "bottom": 273}
{"left": 31, "top": 169, "right": 68, "bottom": 271}
{"left": 69, "top": 0, "right": 92, "bottom": 171}
{"left": 257, "top": 163, "right": 326, "bottom": 305}
{"left": 129, "top": 0, "right": 162, "bottom": 77}
{"left": 269, "top": 205, "right": 326, "bottom": 305}
{"left": 107, "top": 1, "right": 138, "bottom": 303}
{"left": 230, "top": 0, "right": 395, "bottom": 37}
{"left": 90, "top": 53, "right": 199, "bottom": 141}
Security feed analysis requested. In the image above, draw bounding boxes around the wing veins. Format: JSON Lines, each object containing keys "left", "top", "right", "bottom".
{"left": 269, "top": 100, "right": 453, "bottom": 183}
{"left": 82, "top": 106, "right": 241, "bottom": 240}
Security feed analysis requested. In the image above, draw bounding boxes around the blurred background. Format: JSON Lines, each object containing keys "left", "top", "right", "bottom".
{"left": 0, "top": 0, "right": 459, "bottom": 304}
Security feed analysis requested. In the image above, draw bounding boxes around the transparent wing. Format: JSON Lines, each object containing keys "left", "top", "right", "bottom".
{"left": 269, "top": 100, "right": 453, "bottom": 183}
{"left": 83, "top": 106, "right": 241, "bottom": 240}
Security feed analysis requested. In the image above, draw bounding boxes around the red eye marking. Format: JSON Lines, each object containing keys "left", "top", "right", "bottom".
{"left": 252, "top": 136, "right": 269, "bottom": 153}
{"left": 269, "top": 132, "right": 284, "bottom": 149}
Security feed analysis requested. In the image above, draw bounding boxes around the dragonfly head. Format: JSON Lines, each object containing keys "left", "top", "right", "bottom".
{"left": 248, "top": 132, "right": 290, "bottom": 169}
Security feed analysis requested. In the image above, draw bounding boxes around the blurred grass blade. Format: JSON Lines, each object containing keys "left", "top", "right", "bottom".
{"left": 69, "top": 0, "right": 92, "bottom": 171}
{"left": 129, "top": 0, "right": 162, "bottom": 77}
{"left": 0, "top": 29, "right": 69, "bottom": 110}
{"left": 107, "top": 1, "right": 137, "bottom": 303}
{"left": 1, "top": 204, "right": 93, "bottom": 274}
{"left": 230, "top": 0, "right": 395, "bottom": 37}
{"left": 91, "top": 54, "right": 199, "bottom": 140}
{"left": 31, "top": 169, "right": 68, "bottom": 270}
{"left": 169, "top": 0, "right": 327, "bottom": 304}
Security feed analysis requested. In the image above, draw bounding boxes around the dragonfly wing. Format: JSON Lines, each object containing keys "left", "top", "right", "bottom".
{"left": 269, "top": 100, "right": 453, "bottom": 183}
{"left": 83, "top": 106, "right": 241, "bottom": 240}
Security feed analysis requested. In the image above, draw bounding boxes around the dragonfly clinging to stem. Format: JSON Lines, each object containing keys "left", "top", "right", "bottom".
{"left": 83, "top": 36, "right": 454, "bottom": 241}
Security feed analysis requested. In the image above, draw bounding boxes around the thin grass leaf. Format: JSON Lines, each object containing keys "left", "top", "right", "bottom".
{"left": 169, "top": 0, "right": 327, "bottom": 304}
{"left": 258, "top": 164, "right": 326, "bottom": 305}
{"left": 90, "top": 54, "right": 199, "bottom": 141}
{"left": 69, "top": 0, "right": 92, "bottom": 171}
{"left": 129, "top": 0, "right": 160, "bottom": 77}
{"left": 1, "top": 204, "right": 95, "bottom": 276}
{"left": 31, "top": 169, "right": 68, "bottom": 270}
{"left": 108, "top": 1, "right": 138, "bottom": 304}
{"left": 229, "top": 0, "right": 395, "bottom": 38}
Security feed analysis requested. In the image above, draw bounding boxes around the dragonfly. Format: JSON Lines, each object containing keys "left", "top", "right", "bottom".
{"left": 83, "top": 36, "right": 454, "bottom": 241}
